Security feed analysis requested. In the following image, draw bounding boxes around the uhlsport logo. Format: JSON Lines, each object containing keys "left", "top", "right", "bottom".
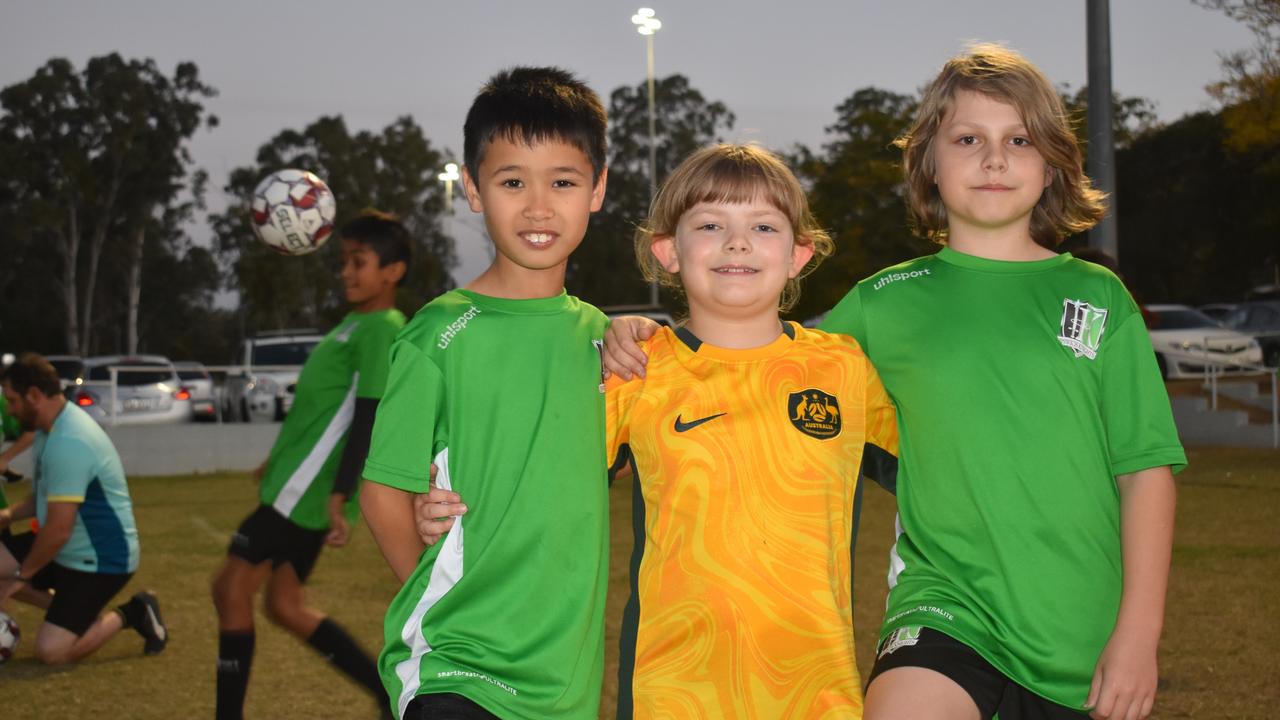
{"left": 872, "top": 267, "right": 930, "bottom": 290}
{"left": 788, "top": 389, "right": 841, "bottom": 439}
{"left": 1058, "top": 299, "right": 1108, "bottom": 359}
{"left": 878, "top": 626, "right": 923, "bottom": 659}
{"left": 437, "top": 305, "right": 481, "bottom": 349}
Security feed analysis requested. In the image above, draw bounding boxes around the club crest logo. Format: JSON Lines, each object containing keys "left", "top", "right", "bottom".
{"left": 788, "top": 389, "right": 841, "bottom": 439}
{"left": 878, "top": 626, "right": 923, "bottom": 659}
{"left": 1058, "top": 299, "right": 1108, "bottom": 360}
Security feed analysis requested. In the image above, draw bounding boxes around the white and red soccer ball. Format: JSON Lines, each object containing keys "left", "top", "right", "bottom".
{"left": 250, "top": 169, "right": 337, "bottom": 256}
{"left": 0, "top": 610, "right": 19, "bottom": 663}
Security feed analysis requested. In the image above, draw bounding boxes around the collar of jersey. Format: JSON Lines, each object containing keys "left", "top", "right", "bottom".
{"left": 937, "top": 246, "right": 1073, "bottom": 274}
{"left": 673, "top": 321, "right": 797, "bottom": 362}
{"left": 454, "top": 288, "right": 572, "bottom": 315}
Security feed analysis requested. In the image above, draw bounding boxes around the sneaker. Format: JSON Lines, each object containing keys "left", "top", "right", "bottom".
{"left": 131, "top": 591, "right": 168, "bottom": 655}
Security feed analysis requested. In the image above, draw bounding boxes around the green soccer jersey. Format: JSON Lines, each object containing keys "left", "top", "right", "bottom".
{"left": 259, "top": 308, "right": 405, "bottom": 530}
{"left": 363, "top": 289, "right": 609, "bottom": 720}
{"left": 822, "top": 247, "right": 1186, "bottom": 710}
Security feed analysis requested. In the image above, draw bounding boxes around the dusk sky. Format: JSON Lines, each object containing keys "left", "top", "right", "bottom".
{"left": 1, "top": 1, "right": 1257, "bottom": 285}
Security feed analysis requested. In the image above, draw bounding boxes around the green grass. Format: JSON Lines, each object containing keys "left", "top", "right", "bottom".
{"left": 2, "top": 448, "right": 1277, "bottom": 718}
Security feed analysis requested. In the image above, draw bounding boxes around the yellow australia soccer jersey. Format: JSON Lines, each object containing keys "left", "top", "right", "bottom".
{"left": 607, "top": 323, "right": 898, "bottom": 719}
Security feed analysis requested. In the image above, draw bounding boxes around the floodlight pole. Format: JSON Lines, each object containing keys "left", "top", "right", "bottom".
{"left": 633, "top": 8, "right": 662, "bottom": 308}
{"left": 1087, "top": 0, "right": 1118, "bottom": 261}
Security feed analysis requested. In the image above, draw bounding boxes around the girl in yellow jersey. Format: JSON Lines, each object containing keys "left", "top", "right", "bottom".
{"left": 415, "top": 144, "right": 897, "bottom": 719}
{"left": 607, "top": 145, "right": 896, "bottom": 719}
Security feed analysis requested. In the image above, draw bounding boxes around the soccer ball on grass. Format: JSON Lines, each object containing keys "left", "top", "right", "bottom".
{"left": 250, "top": 169, "right": 337, "bottom": 256}
{"left": 0, "top": 610, "right": 19, "bottom": 663}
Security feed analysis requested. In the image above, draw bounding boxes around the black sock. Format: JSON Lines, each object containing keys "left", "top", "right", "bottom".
{"left": 115, "top": 596, "right": 143, "bottom": 629}
{"left": 305, "top": 618, "right": 384, "bottom": 699}
{"left": 216, "top": 631, "right": 255, "bottom": 720}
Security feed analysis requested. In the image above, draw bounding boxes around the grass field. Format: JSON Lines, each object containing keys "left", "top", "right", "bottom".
{"left": 1, "top": 447, "right": 1276, "bottom": 718}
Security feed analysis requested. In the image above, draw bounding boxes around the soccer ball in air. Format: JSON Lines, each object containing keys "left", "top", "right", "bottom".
{"left": 250, "top": 169, "right": 337, "bottom": 256}
{"left": 0, "top": 610, "right": 19, "bottom": 663}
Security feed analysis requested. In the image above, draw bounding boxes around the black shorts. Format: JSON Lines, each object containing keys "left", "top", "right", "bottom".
{"left": 227, "top": 505, "right": 327, "bottom": 582}
{"left": 868, "top": 627, "right": 1088, "bottom": 720}
{"left": 404, "top": 693, "right": 500, "bottom": 720}
{"left": 6, "top": 532, "right": 132, "bottom": 636}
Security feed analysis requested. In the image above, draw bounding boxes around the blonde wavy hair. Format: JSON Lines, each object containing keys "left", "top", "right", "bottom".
{"left": 895, "top": 43, "right": 1107, "bottom": 249}
{"left": 634, "top": 144, "right": 833, "bottom": 312}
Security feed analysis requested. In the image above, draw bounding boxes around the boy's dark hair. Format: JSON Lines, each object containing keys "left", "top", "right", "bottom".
{"left": 0, "top": 352, "right": 62, "bottom": 397}
{"left": 338, "top": 209, "right": 413, "bottom": 279}
{"left": 463, "top": 67, "right": 608, "bottom": 184}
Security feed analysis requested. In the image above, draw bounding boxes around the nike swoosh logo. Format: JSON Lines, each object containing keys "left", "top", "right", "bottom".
{"left": 147, "top": 605, "right": 167, "bottom": 641}
{"left": 674, "top": 413, "right": 726, "bottom": 433}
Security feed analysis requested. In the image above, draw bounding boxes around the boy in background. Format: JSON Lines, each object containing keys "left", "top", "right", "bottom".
{"left": 360, "top": 67, "right": 610, "bottom": 720}
{"left": 212, "top": 211, "right": 410, "bottom": 720}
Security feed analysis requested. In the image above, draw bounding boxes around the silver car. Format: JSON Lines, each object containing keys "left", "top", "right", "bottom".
{"left": 72, "top": 355, "right": 193, "bottom": 425}
{"left": 174, "top": 361, "right": 217, "bottom": 421}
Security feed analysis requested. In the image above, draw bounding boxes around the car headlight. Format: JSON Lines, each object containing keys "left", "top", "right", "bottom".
{"left": 1174, "top": 341, "right": 1204, "bottom": 352}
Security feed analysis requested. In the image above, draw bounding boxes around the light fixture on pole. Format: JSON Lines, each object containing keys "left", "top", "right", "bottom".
{"left": 631, "top": 7, "right": 662, "bottom": 307}
{"left": 437, "top": 162, "right": 460, "bottom": 213}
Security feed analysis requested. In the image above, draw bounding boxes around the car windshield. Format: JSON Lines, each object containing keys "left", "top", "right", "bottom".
{"left": 177, "top": 369, "right": 209, "bottom": 380}
{"left": 1149, "top": 309, "right": 1219, "bottom": 330}
{"left": 252, "top": 341, "right": 318, "bottom": 366}
{"left": 87, "top": 363, "right": 175, "bottom": 386}
{"left": 49, "top": 359, "right": 82, "bottom": 380}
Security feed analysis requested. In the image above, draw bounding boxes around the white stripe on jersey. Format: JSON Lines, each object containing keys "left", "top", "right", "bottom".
{"left": 272, "top": 373, "right": 359, "bottom": 518}
{"left": 886, "top": 512, "right": 907, "bottom": 600}
{"left": 395, "top": 447, "right": 465, "bottom": 718}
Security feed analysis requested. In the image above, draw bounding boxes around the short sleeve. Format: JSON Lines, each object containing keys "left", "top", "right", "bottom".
{"left": 604, "top": 374, "right": 640, "bottom": 474}
{"left": 354, "top": 315, "right": 401, "bottom": 399}
{"left": 819, "top": 285, "right": 868, "bottom": 348}
{"left": 1100, "top": 313, "right": 1187, "bottom": 476}
{"left": 42, "top": 437, "right": 95, "bottom": 503}
{"left": 362, "top": 340, "right": 447, "bottom": 491}
{"left": 863, "top": 359, "right": 899, "bottom": 459}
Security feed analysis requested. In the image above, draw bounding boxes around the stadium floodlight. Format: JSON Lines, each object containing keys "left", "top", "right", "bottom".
{"left": 632, "top": 7, "right": 662, "bottom": 306}
{"left": 438, "top": 162, "right": 460, "bottom": 212}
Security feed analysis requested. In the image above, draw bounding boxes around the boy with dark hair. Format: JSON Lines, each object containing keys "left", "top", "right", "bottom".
{"left": 0, "top": 353, "right": 167, "bottom": 664}
{"left": 212, "top": 210, "right": 411, "bottom": 720}
{"left": 360, "top": 66, "right": 610, "bottom": 720}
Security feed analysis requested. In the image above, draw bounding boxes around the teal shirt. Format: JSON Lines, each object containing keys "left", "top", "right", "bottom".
{"left": 34, "top": 403, "right": 139, "bottom": 574}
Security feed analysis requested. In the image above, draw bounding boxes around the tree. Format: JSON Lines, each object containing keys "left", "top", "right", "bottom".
{"left": 1193, "top": 0, "right": 1280, "bottom": 153}
{"left": 211, "top": 116, "right": 455, "bottom": 333}
{"left": 792, "top": 87, "right": 928, "bottom": 320}
{"left": 566, "top": 75, "right": 735, "bottom": 309}
{"left": 0, "top": 54, "right": 216, "bottom": 355}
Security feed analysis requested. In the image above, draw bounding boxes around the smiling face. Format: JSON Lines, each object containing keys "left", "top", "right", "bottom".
{"left": 462, "top": 136, "right": 606, "bottom": 297}
{"left": 652, "top": 198, "right": 813, "bottom": 328}
{"left": 932, "top": 90, "right": 1051, "bottom": 247}
{"left": 340, "top": 239, "right": 404, "bottom": 311}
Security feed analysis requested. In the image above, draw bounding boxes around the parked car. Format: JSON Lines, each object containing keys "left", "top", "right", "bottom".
{"left": 174, "top": 361, "right": 217, "bottom": 421}
{"left": 45, "top": 354, "right": 83, "bottom": 395}
{"left": 1197, "top": 303, "right": 1238, "bottom": 324}
{"left": 1220, "top": 300, "right": 1280, "bottom": 368}
{"left": 222, "top": 331, "right": 323, "bottom": 422}
{"left": 72, "top": 355, "right": 193, "bottom": 425}
{"left": 1144, "top": 304, "right": 1264, "bottom": 379}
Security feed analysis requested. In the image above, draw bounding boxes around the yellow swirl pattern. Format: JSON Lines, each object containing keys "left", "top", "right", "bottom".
{"left": 607, "top": 324, "right": 898, "bottom": 719}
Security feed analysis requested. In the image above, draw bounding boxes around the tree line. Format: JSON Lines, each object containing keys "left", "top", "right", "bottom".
{"left": 2, "top": 2, "right": 1277, "bottom": 362}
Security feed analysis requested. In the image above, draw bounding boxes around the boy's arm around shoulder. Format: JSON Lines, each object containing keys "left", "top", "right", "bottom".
{"left": 602, "top": 315, "right": 661, "bottom": 380}
{"left": 1086, "top": 465, "right": 1176, "bottom": 720}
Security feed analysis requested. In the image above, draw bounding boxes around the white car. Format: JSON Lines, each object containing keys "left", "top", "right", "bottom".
{"left": 1144, "top": 304, "right": 1264, "bottom": 379}
{"left": 72, "top": 355, "right": 193, "bottom": 425}
{"left": 174, "top": 361, "right": 217, "bottom": 421}
{"left": 221, "top": 332, "right": 323, "bottom": 422}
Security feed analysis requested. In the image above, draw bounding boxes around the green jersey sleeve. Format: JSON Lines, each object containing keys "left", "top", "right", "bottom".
{"left": 354, "top": 312, "right": 401, "bottom": 399}
{"left": 363, "top": 339, "right": 447, "bottom": 492}
{"left": 1100, "top": 311, "right": 1188, "bottom": 475}
{"left": 819, "top": 285, "right": 868, "bottom": 347}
